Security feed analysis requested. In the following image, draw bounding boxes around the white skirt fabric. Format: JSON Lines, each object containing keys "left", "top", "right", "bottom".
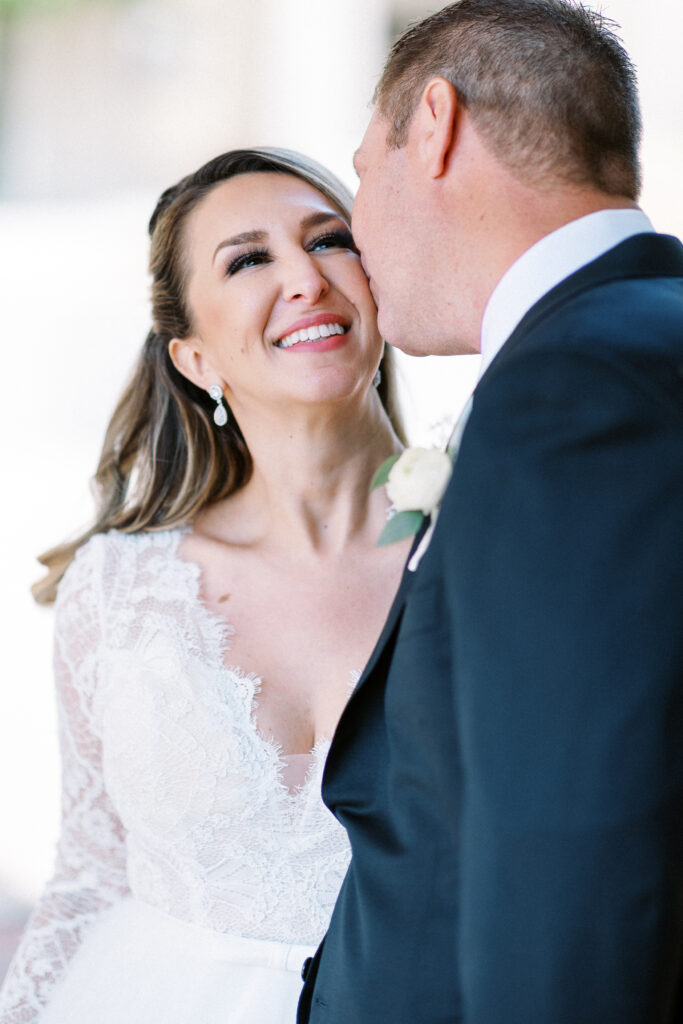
{"left": 40, "top": 897, "right": 316, "bottom": 1024}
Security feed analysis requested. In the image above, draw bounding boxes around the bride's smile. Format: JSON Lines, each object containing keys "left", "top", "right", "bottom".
{"left": 275, "top": 315, "right": 350, "bottom": 351}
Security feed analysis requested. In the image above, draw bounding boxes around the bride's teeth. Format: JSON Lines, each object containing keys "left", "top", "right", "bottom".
{"left": 277, "top": 322, "right": 346, "bottom": 347}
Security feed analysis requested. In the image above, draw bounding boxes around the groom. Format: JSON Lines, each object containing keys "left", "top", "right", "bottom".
{"left": 299, "top": 1, "right": 683, "bottom": 1021}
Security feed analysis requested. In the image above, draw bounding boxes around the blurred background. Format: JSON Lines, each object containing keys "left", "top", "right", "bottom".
{"left": 1, "top": 0, "right": 681, "bottom": 981}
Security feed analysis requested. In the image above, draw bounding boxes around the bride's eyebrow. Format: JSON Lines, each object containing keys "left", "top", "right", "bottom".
{"left": 213, "top": 230, "right": 266, "bottom": 262}
{"left": 212, "top": 211, "right": 345, "bottom": 263}
{"left": 299, "top": 210, "right": 345, "bottom": 231}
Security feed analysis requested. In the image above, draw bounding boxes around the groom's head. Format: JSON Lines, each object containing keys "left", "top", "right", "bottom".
{"left": 352, "top": 0, "right": 642, "bottom": 356}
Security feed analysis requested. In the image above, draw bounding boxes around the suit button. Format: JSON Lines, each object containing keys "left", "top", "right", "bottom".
{"left": 301, "top": 956, "right": 313, "bottom": 982}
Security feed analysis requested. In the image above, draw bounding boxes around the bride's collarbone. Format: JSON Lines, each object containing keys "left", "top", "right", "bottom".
{"left": 185, "top": 511, "right": 405, "bottom": 582}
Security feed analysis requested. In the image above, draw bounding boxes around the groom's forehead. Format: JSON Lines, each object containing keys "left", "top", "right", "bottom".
{"left": 354, "top": 113, "right": 391, "bottom": 174}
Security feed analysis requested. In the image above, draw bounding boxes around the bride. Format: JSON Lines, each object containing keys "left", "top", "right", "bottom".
{"left": 0, "top": 148, "right": 411, "bottom": 1023}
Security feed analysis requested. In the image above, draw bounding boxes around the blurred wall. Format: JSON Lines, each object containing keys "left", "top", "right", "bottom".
{"left": 1, "top": 0, "right": 392, "bottom": 198}
{"left": 0, "top": 0, "right": 681, "bottom": 949}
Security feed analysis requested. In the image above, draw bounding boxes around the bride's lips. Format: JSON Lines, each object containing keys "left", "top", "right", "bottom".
{"left": 275, "top": 313, "right": 351, "bottom": 353}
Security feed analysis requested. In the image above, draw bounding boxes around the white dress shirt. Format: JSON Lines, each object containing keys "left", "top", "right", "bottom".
{"left": 479, "top": 208, "right": 655, "bottom": 377}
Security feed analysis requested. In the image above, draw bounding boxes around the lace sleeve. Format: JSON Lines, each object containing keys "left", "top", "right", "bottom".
{"left": 0, "top": 537, "right": 130, "bottom": 1023}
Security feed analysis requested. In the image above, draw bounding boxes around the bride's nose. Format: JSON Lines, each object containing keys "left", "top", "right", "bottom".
{"left": 281, "top": 251, "right": 329, "bottom": 304}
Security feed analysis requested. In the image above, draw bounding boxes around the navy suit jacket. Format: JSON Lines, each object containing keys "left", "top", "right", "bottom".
{"left": 299, "top": 233, "right": 683, "bottom": 1023}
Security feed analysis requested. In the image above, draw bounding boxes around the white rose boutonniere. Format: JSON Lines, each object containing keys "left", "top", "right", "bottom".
{"left": 371, "top": 446, "right": 453, "bottom": 546}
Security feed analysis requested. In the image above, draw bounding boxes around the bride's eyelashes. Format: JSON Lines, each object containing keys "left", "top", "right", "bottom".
{"left": 225, "top": 230, "right": 359, "bottom": 277}
{"left": 309, "top": 230, "right": 359, "bottom": 254}
{"left": 226, "top": 248, "right": 270, "bottom": 275}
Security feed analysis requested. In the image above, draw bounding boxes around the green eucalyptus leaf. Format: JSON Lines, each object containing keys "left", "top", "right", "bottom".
{"left": 377, "top": 510, "right": 424, "bottom": 546}
{"left": 370, "top": 453, "right": 400, "bottom": 490}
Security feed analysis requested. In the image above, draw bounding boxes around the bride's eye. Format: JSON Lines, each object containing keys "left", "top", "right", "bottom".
{"left": 309, "top": 230, "right": 358, "bottom": 254}
{"left": 226, "top": 248, "right": 271, "bottom": 276}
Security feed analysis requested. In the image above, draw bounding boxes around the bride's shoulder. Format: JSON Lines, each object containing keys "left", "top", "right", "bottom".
{"left": 57, "top": 526, "right": 186, "bottom": 606}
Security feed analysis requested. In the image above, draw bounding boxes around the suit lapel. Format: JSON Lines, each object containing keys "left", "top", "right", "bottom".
{"left": 333, "top": 515, "right": 430, "bottom": 717}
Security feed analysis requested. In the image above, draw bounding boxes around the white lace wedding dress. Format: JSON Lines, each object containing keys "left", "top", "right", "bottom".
{"left": 0, "top": 529, "right": 352, "bottom": 1024}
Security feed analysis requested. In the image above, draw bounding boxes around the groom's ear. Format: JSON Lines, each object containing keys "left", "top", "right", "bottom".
{"left": 414, "top": 77, "right": 458, "bottom": 180}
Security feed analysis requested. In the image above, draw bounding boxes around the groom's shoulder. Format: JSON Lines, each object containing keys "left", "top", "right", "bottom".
{"left": 489, "top": 236, "right": 683, "bottom": 382}
{"left": 547, "top": 232, "right": 683, "bottom": 332}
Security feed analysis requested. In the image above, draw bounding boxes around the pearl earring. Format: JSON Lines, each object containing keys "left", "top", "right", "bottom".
{"left": 372, "top": 368, "right": 382, "bottom": 389}
{"left": 208, "top": 384, "right": 228, "bottom": 426}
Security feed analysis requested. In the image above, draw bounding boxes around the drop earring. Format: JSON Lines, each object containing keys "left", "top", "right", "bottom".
{"left": 208, "top": 384, "right": 228, "bottom": 426}
{"left": 372, "top": 368, "right": 382, "bottom": 389}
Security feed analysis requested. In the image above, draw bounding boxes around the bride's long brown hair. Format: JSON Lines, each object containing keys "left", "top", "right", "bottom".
{"left": 33, "top": 148, "right": 405, "bottom": 605}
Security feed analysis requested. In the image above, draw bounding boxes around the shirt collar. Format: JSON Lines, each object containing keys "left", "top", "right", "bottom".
{"left": 479, "top": 208, "right": 655, "bottom": 377}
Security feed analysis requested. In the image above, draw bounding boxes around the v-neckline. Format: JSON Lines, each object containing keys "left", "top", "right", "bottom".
{"left": 160, "top": 528, "right": 354, "bottom": 802}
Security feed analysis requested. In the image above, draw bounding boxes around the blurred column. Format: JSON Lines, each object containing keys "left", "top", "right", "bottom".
{"left": 249, "top": 0, "right": 393, "bottom": 189}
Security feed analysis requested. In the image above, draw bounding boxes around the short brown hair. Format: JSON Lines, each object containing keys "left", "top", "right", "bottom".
{"left": 375, "top": 0, "right": 641, "bottom": 198}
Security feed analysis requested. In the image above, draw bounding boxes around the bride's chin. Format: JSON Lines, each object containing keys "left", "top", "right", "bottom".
{"left": 296, "top": 369, "right": 374, "bottom": 405}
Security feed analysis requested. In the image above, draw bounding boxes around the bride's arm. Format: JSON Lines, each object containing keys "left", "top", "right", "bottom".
{"left": 0, "top": 537, "right": 130, "bottom": 1023}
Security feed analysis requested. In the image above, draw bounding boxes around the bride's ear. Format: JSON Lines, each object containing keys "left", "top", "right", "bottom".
{"left": 168, "top": 336, "right": 217, "bottom": 392}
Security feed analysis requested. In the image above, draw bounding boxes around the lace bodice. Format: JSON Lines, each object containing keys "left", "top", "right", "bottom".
{"left": 0, "top": 529, "right": 351, "bottom": 1023}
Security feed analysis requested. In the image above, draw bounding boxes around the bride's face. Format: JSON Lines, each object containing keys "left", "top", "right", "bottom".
{"left": 172, "top": 172, "right": 383, "bottom": 418}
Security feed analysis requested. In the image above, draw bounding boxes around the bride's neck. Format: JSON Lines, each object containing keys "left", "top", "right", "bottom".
{"left": 203, "top": 397, "right": 401, "bottom": 556}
